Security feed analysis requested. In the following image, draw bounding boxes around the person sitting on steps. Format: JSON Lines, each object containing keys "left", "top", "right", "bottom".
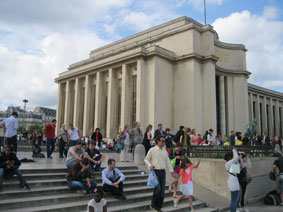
{"left": 102, "top": 159, "right": 126, "bottom": 200}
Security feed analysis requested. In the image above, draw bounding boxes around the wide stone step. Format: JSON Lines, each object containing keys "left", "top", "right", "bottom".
{"left": 2, "top": 178, "right": 148, "bottom": 190}
{"left": 7, "top": 169, "right": 144, "bottom": 181}
{"left": 20, "top": 166, "right": 139, "bottom": 174}
{"left": 2, "top": 190, "right": 188, "bottom": 212}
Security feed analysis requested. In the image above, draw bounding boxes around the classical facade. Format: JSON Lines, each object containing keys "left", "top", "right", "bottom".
{"left": 55, "top": 16, "right": 283, "bottom": 138}
{"left": 0, "top": 106, "right": 56, "bottom": 130}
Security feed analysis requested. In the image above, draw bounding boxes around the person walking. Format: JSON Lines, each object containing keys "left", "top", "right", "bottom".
{"left": 168, "top": 143, "right": 183, "bottom": 198}
{"left": 174, "top": 158, "right": 201, "bottom": 211}
{"left": 42, "top": 119, "right": 56, "bottom": 159}
{"left": 68, "top": 124, "right": 80, "bottom": 147}
{"left": 119, "top": 125, "right": 130, "bottom": 162}
{"left": 144, "top": 135, "right": 176, "bottom": 212}
{"left": 58, "top": 124, "right": 68, "bottom": 158}
{"left": 224, "top": 149, "right": 240, "bottom": 212}
{"left": 0, "top": 112, "right": 19, "bottom": 153}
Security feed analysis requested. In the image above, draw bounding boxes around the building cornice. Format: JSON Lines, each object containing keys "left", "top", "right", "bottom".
{"left": 215, "top": 40, "right": 247, "bottom": 51}
{"left": 248, "top": 83, "right": 283, "bottom": 100}
{"left": 216, "top": 65, "right": 251, "bottom": 76}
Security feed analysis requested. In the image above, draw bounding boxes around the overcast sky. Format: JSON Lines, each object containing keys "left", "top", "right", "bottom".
{"left": 0, "top": 0, "right": 282, "bottom": 111}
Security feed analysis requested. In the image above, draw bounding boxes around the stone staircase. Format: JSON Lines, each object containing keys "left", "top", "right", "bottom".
{"left": 0, "top": 165, "right": 218, "bottom": 212}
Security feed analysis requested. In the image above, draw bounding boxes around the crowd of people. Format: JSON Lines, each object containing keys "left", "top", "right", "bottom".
{"left": 0, "top": 112, "right": 283, "bottom": 211}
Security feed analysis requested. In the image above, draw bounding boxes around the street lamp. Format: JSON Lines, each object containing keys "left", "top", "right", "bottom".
{"left": 23, "top": 99, "right": 28, "bottom": 131}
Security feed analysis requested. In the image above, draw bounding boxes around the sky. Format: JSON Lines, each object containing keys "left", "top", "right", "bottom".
{"left": 0, "top": 0, "right": 282, "bottom": 111}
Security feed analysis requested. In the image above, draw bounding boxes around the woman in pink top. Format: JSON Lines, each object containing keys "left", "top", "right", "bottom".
{"left": 174, "top": 158, "right": 201, "bottom": 211}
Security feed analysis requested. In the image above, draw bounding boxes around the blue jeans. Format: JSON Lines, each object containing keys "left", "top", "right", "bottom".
{"left": 132, "top": 143, "right": 136, "bottom": 160}
{"left": 66, "top": 158, "right": 77, "bottom": 168}
{"left": 0, "top": 168, "right": 27, "bottom": 188}
{"left": 230, "top": 190, "right": 241, "bottom": 212}
{"left": 70, "top": 140, "right": 79, "bottom": 147}
{"left": 32, "top": 145, "right": 42, "bottom": 154}
{"left": 47, "top": 138, "right": 55, "bottom": 157}
{"left": 68, "top": 180, "right": 96, "bottom": 194}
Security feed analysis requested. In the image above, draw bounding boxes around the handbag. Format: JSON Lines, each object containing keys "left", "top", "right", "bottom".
{"left": 117, "top": 142, "right": 124, "bottom": 150}
{"left": 229, "top": 163, "right": 240, "bottom": 174}
{"left": 171, "top": 158, "right": 176, "bottom": 169}
{"left": 269, "top": 171, "right": 276, "bottom": 181}
{"left": 147, "top": 170, "right": 158, "bottom": 187}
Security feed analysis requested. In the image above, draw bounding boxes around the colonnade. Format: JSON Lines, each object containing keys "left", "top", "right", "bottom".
{"left": 248, "top": 90, "right": 283, "bottom": 137}
{"left": 56, "top": 60, "right": 144, "bottom": 137}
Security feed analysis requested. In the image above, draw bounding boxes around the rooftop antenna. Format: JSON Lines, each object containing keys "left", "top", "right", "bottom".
{"left": 204, "top": 0, "right": 207, "bottom": 25}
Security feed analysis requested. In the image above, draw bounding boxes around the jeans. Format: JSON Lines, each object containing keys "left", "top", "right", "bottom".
{"left": 230, "top": 190, "right": 241, "bottom": 212}
{"left": 66, "top": 158, "right": 78, "bottom": 168}
{"left": 0, "top": 168, "right": 27, "bottom": 188}
{"left": 132, "top": 143, "right": 136, "bottom": 160}
{"left": 47, "top": 138, "right": 55, "bottom": 157}
{"left": 70, "top": 139, "right": 79, "bottom": 147}
{"left": 152, "top": 169, "right": 166, "bottom": 210}
{"left": 32, "top": 145, "right": 42, "bottom": 154}
{"left": 59, "top": 139, "right": 65, "bottom": 157}
{"left": 7, "top": 135, "right": 17, "bottom": 153}
{"left": 68, "top": 180, "right": 96, "bottom": 194}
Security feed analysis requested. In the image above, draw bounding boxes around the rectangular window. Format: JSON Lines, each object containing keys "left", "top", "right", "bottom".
{"left": 273, "top": 105, "right": 276, "bottom": 136}
{"left": 117, "top": 79, "right": 122, "bottom": 132}
{"left": 252, "top": 101, "right": 256, "bottom": 119}
{"left": 279, "top": 107, "right": 282, "bottom": 137}
{"left": 266, "top": 104, "right": 270, "bottom": 135}
{"left": 132, "top": 75, "right": 137, "bottom": 128}
{"left": 260, "top": 103, "right": 263, "bottom": 135}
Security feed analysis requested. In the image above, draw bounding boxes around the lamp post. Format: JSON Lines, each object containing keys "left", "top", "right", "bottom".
{"left": 23, "top": 99, "right": 28, "bottom": 131}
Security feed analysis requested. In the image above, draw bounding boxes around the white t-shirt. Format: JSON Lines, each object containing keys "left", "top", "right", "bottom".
{"left": 87, "top": 199, "right": 106, "bottom": 212}
{"left": 69, "top": 127, "right": 79, "bottom": 140}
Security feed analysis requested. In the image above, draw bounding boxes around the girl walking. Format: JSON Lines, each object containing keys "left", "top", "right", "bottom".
{"left": 174, "top": 158, "right": 201, "bottom": 211}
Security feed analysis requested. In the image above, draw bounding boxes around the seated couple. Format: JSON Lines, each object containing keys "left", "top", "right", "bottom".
{"left": 66, "top": 141, "right": 104, "bottom": 174}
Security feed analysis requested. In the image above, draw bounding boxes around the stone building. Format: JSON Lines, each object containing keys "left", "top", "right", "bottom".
{"left": 55, "top": 16, "right": 283, "bottom": 139}
{"left": 0, "top": 106, "right": 56, "bottom": 130}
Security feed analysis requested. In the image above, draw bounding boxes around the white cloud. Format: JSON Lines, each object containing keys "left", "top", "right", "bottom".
{"left": 263, "top": 6, "right": 280, "bottom": 19}
{"left": 212, "top": 10, "right": 283, "bottom": 92}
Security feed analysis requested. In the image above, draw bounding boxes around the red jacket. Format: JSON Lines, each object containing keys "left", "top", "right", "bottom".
{"left": 179, "top": 165, "right": 194, "bottom": 184}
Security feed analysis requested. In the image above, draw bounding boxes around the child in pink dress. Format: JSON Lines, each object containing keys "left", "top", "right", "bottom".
{"left": 174, "top": 158, "right": 201, "bottom": 212}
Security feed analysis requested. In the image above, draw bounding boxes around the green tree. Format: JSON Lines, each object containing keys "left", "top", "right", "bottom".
{"left": 28, "top": 125, "right": 43, "bottom": 134}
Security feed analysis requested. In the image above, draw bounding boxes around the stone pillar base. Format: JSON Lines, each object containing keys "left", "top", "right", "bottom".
{"left": 134, "top": 144, "right": 145, "bottom": 165}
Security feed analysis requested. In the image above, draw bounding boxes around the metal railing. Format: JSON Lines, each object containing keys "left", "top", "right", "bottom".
{"left": 186, "top": 145, "right": 274, "bottom": 158}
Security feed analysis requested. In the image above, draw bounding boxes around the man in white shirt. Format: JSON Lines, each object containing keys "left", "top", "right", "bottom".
{"left": 0, "top": 112, "right": 18, "bottom": 153}
{"left": 144, "top": 135, "right": 176, "bottom": 212}
{"left": 68, "top": 124, "right": 80, "bottom": 146}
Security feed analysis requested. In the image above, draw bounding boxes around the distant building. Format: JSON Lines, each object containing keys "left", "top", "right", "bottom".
{"left": 0, "top": 106, "right": 56, "bottom": 131}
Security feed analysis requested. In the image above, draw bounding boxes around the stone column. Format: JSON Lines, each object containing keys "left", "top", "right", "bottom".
{"left": 106, "top": 68, "right": 118, "bottom": 139}
{"left": 56, "top": 82, "right": 63, "bottom": 133}
{"left": 275, "top": 100, "right": 280, "bottom": 136}
{"left": 262, "top": 96, "right": 267, "bottom": 133}
{"left": 73, "top": 78, "right": 80, "bottom": 127}
{"left": 64, "top": 80, "right": 71, "bottom": 127}
{"left": 255, "top": 95, "right": 261, "bottom": 135}
{"left": 83, "top": 75, "right": 91, "bottom": 136}
{"left": 121, "top": 64, "right": 130, "bottom": 128}
{"left": 94, "top": 72, "right": 103, "bottom": 130}
{"left": 219, "top": 76, "right": 226, "bottom": 136}
{"left": 136, "top": 59, "right": 146, "bottom": 129}
{"left": 226, "top": 76, "right": 234, "bottom": 133}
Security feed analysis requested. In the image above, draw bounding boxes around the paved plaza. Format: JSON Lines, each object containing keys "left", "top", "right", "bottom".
{"left": 14, "top": 151, "right": 281, "bottom": 212}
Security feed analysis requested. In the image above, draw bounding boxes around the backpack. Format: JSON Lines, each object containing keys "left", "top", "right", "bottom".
{"left": 264, "top": 190, "right": 281, "bottom": 205}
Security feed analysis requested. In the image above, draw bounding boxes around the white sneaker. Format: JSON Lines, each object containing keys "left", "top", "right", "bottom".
{"left": 242, "top": 208, "right": 250, "bottom": 212}
{"left": 173, "top": 199, "right": 178, "bottom": 208}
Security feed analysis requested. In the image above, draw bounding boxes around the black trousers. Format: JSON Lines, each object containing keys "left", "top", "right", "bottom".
{"left": 152, "top": 169, "right": 166, "bottom": 210}
{"left": 92, "top": 156, "right": 101, "bottom": 170}
{"left": 7, "top": 135, "right": 17, "bottom": 153}
{"left": 102, "top": 177, "right": 123, "bottom": 196}
{"left": 240, "top": 183, "right": 247, "bottom": 207}
{"left": 59, "top": 139, "right": 65, "bottom": 157}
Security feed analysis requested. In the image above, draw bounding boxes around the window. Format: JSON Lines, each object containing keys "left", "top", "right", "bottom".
{"left": 132, "top": 75, "right": 137, "bottom": 128}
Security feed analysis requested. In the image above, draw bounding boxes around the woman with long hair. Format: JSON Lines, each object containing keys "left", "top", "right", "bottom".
{"left": 143, "top": 124, "right": 153, "bottom": 155}
{"left": 119, "top": 125, "right": 130, "bottom": 162}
